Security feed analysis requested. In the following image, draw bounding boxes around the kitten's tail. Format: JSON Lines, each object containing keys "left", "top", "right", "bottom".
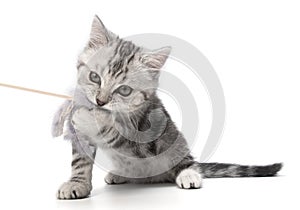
{"left": 199, "top": 162, "right": 282, "bottom": 178}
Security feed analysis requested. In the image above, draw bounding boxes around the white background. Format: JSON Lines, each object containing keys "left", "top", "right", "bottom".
{"left": 0, "top": 0, "right": 298, "bottom": 210}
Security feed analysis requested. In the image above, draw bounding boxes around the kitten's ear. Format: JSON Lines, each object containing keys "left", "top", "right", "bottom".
{"left": 140, "top": 46, "right": 171, "bottom": 69}
{"left": 89, "top": 15, "right": 115, "bottom": 48}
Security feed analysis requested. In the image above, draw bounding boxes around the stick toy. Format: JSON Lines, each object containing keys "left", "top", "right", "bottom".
{"left": 0, "top": 82, "right": 72, "bottom": 100}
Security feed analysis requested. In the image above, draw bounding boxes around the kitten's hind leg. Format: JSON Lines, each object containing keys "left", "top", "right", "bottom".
{"left": 104, "top": 172, "right": 128, "bottom": 185}
{"left": 175, "top": 163, "right": 203, "bottom": 189}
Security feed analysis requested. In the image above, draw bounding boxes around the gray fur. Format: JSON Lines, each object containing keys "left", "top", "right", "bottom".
{"left": 51, "top": 100, "right": 72, "bottom": 137}
{"left": 199, "top": 162, "right": 283, "bottom": 178}
{"left": 53, "top": 15, "right": 282, "bottom": 199}
{"left": 57, "top": 142, "right": 96, "bottom": 199}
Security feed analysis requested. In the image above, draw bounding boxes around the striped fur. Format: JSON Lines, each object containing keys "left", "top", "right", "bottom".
{"left": 56, "top": 143, "right": 96, "bottom": 199}
{"left": 199, "top": 162, "right": 283, "bottom": 178}
{"left": 53, "top": 15, "right": 282, "bottom": 199}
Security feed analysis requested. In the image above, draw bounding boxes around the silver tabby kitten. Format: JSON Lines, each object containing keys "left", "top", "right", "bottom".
{"left": 52, "top": 15, "right": 282, "bottom": 199}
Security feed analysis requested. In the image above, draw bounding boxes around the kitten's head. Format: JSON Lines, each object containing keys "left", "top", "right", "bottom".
{"left": 77, "top": 15, "right": 171, "bottom": 113}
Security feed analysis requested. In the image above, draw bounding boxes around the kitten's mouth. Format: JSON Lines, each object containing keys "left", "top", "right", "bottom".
{"left": 96, "top": 105, "right": 111, "bottom": 112}
{"left": 95, "top": 99, "right": 112, "bottom": 112}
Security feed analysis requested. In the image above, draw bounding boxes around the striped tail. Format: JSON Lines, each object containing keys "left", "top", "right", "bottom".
{"left": 199, "top": 162, "right": 283, "bottom": 178}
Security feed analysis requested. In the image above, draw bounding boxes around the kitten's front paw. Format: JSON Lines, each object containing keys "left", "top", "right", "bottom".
{"left": 72, "top": 107, "right": 93, "bottom": 126}
{"left": 71, "top": 108, "right": 97, "bottom": 135}
{"left": 71, "top": 107, "right": 112, "bottom": 136}
{"left": 176, "top": 169, "right": 202, "bottom": 189}
{"left": 57, "top": 181, "right": 91, "bottom": 199}
{"left": 104, "top": 173, "right": 127, "bottom": 185}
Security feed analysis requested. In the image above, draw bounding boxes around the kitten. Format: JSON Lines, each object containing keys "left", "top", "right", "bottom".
{"left": 52, "top": 15, "right": 282, "bottom": 199}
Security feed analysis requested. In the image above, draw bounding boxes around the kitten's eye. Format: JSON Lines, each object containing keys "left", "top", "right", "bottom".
{"left": 89, "top": 71, "right": 101, "bottom": 84}
{"left": 117, "top": 85, "right": 133, "bottom": 96}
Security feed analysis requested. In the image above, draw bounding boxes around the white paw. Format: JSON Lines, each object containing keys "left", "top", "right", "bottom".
{"left": 104, "top": 173, "right": 127, "bottom": 184}
{"left": 57, "top": 181, "right": 91, "bottom": 199}
{"left": 72, "top": 108, "right": 93, "bottom": 126}
{"left": 72, "top": 108, "right": 98, "bottom": 135}
{"left": 176, "top": 169, "right": 202, "bottom": 189}
{"left": 72, "top": 107, "right": 113, "bottom": 137}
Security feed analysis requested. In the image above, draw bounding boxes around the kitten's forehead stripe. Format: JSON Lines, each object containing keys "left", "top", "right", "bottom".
{"left": 106, "top": 40, "right": 140, "bottom": 79}
{"left": 121, "top": 76, "right": 126, "bottom": 82}
{"left": 114, "top": 39, "right": 123, "bottom": 57}
{"left": 108, "top": 39, "right": 122, "bottom": 74}
{"left": 124, "top": 67, "right": 129, "bottom": 73}
{"left": 127, "top": 54, "right": 135, "bottom": 65}
{"left": 115, "top": 70, "right": 123, "bottom": 79}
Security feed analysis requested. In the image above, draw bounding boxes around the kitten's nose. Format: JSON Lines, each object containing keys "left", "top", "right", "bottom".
{"left": 96, "top": 98, "right": 106, "bottom": 106}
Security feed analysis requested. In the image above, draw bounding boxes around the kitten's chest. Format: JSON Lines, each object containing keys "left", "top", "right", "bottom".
{"left": 71, "top": 107, "right": 173, "bottom": 177}
{"left": 101, "top": 147, "right": 171, "bottom": 178}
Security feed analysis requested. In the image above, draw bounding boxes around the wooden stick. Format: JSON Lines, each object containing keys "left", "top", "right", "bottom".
{"left": 0, "top": 82, "right": 73, "bottom": 100}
